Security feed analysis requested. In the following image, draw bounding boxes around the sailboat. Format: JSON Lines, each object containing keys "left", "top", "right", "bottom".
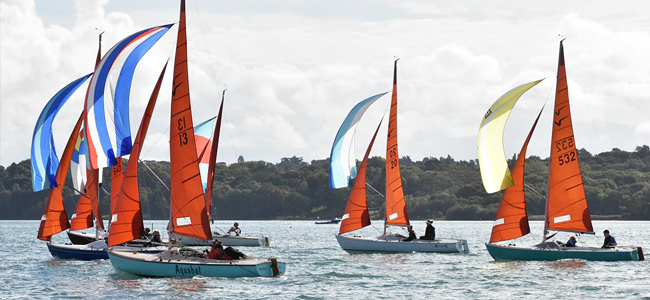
{"left": 33, "top": 26, "right": 171, "bottom": 260}
{"left": 480, "top": 40, "right": 644, "bottom": 261}
{"left": 170, "top": 95, "right": 270, "bottom": 247}
{"left": 107, "top": 0, "right": 285, "bottom": 277}
{"left": 332, "top": 60, "right": 469, "bottom": 254}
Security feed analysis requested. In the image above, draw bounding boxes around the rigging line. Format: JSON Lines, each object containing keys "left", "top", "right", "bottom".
{"left": 365, "top": 182, "right": 384, "bottom": 197}
{"left": 139, "top": 159, "right": 170, "bottom": 191}
{"left": 141, "top": 125, "right": 170, "bottom": 159}
{"left": 399, "top": 61, "right": 430, "bottom": 157}
{"left": 191, "top": 0, "right": 241, "bottom": 161}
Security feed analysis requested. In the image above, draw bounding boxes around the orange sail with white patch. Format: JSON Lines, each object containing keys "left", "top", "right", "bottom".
{"left": 108, "top": 63, "right": 167, "bottom": 247}
{"left": 489, "top": 109, "right": 543, "bottom": 243}
{"left": 168, "top": 0, "right": 212, "bottom": 240}
{"left": 38, "top": 116, "right": 84, "bottom": 241}
{"left": 385, "top": 59, "right": 409, "bottom": 227}
{"left": 339, "top": 120, "right": 383, "bottom": 235}
{"left": 545, "top": 40, "right": 593, "bottom": 234}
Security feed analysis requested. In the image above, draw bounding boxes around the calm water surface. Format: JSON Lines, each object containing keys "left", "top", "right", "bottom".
{"left": 1, "top": 220, "right": 648, "bottom": 299}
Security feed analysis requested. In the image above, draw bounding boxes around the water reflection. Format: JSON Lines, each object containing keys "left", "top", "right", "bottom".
{"left": 547, "top": 260, "right": 586, "bottom": 269}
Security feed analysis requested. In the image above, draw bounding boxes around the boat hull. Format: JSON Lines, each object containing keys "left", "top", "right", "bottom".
{"left": 67, "top": 230, "right": 105, "bottom": 245}
{"left": 486, "top": 243, "right": 642, "bottom": 261}
{"left": 47, "top": 240, "right": 166, "bottom": 261}
{"left": 336, "top": 234, "right": 469, "bottom": 254}
{"left": 170, "top": 233, "right": 269, "bottom": 247}
{"left": 47, "top": 242, "right": 108, "bottom": 260}
{"left": 108, "top": 249, "right": 286, "bottom": 278}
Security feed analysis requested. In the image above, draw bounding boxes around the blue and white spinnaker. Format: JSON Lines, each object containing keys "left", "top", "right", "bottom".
{"left": 84, "top": 24, "right": 172, "bottom": 169}
{"left": 329, "top": 92, "right": 387, "bottom": 189}
{"left": 31, "top": 74, "right": 92, "bottom": 192}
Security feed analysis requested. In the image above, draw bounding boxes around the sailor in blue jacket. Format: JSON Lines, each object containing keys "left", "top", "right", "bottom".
{"left": 565, "top": 236, "right": 577, "bottom": 247}
{"left": 602, "top": 230, "right": 617, "bottom": 248}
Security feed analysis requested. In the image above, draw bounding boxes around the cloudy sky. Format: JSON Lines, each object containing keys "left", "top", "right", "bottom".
{"left": 1, "top": 0, "right": 649, "bottom": 167}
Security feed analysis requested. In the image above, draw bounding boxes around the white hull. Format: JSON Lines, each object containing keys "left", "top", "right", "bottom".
{"left": 108, "top": 248, "right": 285, "bottom": 277}
{"left": 170, "top": 233, "right": 269, "bottom": 247}
{"left": 336, "top": 234, "right": 470, "bottom": 254}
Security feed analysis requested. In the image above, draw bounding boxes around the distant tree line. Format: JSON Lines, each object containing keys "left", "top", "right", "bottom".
{"left": 1, "top": 146, "right": 649, "bottom": 220}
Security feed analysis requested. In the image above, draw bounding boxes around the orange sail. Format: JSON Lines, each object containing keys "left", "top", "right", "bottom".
{"left": 69, "top": 189, "right": 93, "bottom": 231}
{"left": 339, "top": 120, "right": 383, "bottom": 235}
{"left": 385, "top": 60, "right": 409, "bottom": 227}
{"left": 110, "top": 157, "right": 124, "bottom": 217}
{"left": 545, "top": 41, "right": 593, "bottom": 234}
{"left": 204, "top": 90, "right": 226, "bottom": 221}
{"left": 489, "top": 109, "right": 543, "bottom": 243}
{"left": 108, "top": 63, "right": 167, "bottom": 247}
{"left": 38, "top": 115, "right": 84, "bottom": 241}
{"left": 168, "top": 0, "right": 212, "bottom": 240}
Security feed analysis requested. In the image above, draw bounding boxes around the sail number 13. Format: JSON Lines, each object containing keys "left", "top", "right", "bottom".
{"left": 178, "top": 116, "right": 188, "bottom": 146}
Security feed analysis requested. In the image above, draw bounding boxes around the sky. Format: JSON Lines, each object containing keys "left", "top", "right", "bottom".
{"left": 1, "top": 0, "right": 649, "bottom": 167}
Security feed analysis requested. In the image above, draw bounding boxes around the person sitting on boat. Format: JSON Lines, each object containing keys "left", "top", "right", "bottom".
{"left": 401, "top": 225, "right": 417, "bottom": 242}
{"left": 143, "top": 228, "right": 152, "bottom": 239}
{"left": 602, "top": 230, "right": 617, "bottom": 248}
{"left": 206, "top": 241, "right": 232, "bottom": 260}
{"left": 227, "top": 222, "right": 241, "bottom": 236}
{"left": 420, "top": 219, "right": 436, "bottom": 240}
{"left": 565, "top": 236, "right": 577, "bottom": 247}
{"left": 224, "top": 246, "right": 247, "bottom": 259}
{"left": 151, "top": 230, "right": 162, "bottom": 243}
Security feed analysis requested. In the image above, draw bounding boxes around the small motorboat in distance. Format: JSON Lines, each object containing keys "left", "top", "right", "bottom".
{"left": 315, "top": 218, "right": 341, "bottom": 225}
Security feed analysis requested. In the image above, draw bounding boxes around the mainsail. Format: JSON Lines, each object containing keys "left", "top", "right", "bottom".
{"left": 108, "top": 63, "right": 167, "bottom": 247}
{"left": 204, "top": 91, "right": 226, "bottom": 221}
{"left": 69, "top": 191, "right": 94, "bottom": 231}
{"left": 168, "top": 0, "right": 212, "bottom": 240}
{"left": 478, "top": 79, "right": 543, "bottom": 194}
{"left": 385, "top": 60, "right": 408, "bottom": 227}
{"left": 329, "top": 92, "right": 387, "bottom": 189}
{"left": 489, "top": 108, "right": 543, "bottom": 243}
{"left": 545, "top": 41, "right": 593, "bottom": 234}
{"left": 85, "top": 24, "right": 172, "bottom": 169}
{"left": 31, "top": 74, "right": 92, "bottom": 192}
{"left": 339, "top": 120, "right": 383, "bottom": 235}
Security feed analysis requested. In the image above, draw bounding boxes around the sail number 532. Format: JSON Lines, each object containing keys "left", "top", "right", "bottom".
{"left": 558, "top": 151, "right": 576, "bottom": 166}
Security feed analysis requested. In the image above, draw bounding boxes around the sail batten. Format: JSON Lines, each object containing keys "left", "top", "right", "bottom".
{"left": 385, "top": 60, "right": 409, "bottom": 227}
{"left": 545, "top": 41, "right": 594, "bottom": 234}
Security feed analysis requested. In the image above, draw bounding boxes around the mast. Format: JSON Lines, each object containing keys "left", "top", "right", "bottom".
{"left": 544, "top": 40, "right": 594, "bottom": 241}
{"left": 168, "top": 0, "right": 212, "bottom": 240}
{"left": 384, "top": 59, "right": 409, "bottom": 232}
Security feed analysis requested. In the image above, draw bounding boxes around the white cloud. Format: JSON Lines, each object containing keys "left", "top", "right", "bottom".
{"left": 1, "top": 0, "right": 649, "bottom": 168}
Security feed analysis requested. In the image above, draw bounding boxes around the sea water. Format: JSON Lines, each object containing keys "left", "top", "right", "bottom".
{"left": 1, "top": 220, "right": 648, "bottom": 299}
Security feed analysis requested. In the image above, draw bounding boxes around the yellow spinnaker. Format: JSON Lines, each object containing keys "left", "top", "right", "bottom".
{"left": 478, "top": 79, "right": 543, "bottom": 193}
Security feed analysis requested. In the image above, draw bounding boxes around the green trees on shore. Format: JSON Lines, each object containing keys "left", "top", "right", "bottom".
{"left": 1, "top": 146, "right": 648, "bottom": 220}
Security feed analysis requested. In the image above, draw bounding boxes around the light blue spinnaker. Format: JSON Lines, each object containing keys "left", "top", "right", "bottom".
{"left": 329, "top": 92, "right": 387, "bottom": 189}
{"left": 31, "top": 73, "right": 92, "bottom": 192}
